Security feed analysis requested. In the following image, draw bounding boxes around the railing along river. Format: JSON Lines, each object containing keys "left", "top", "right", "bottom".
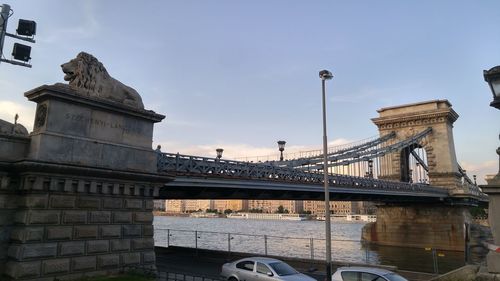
{"left": 154, "top": 227, "right": 464, "bottom": 274}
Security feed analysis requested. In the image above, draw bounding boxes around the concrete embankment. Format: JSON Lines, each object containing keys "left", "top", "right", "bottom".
{"left": 155, "top": 246, "right": 436, "bottom": 281}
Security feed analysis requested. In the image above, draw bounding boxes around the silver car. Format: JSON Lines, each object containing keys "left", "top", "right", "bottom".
{"left": 332, "top": 266, "right": 408, "bottom": 281}
{"left": 221, "top": 257, "right": 317, "bottom": 281}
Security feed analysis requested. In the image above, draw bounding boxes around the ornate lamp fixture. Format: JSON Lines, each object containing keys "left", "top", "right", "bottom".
{"left": 216, "top": 148, "right": 224, "bottom": 160}
{"left": 277, "top": 140, "right": 286, "bottom": 161}
{"left": 483, "top": 65, "right": 500, "bottom": 110}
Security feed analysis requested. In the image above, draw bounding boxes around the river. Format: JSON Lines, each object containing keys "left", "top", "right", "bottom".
{"left": 153, "top": 216, "right": 464, "bottom": 274}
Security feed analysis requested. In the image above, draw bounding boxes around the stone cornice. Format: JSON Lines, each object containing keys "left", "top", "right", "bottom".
{"left": 371, "top": 108, "right": 459, "bottom": 130}
{"left": 25, "top": 84, "right": 166, "bottom": 123}
{"left": 1, "top": 159, "right": 174, "bottom": 184}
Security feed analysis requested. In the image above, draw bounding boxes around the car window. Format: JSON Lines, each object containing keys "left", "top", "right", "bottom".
{"left": 361, "top": 272, "right": 384, "bottom": 281}
{"left": 341, "top": 271, "right": 358, "bottom": 281}
{"left": 236, "top": 261, "right": 255, "bottom": 271}
{"left": 384, "top": 273, "right": 408, "bottom": 281}
{"left": 257, "top": 263, "right": 273, "bottom": 276}
{"left": 269, "top": 262, "right": 298, "bottom": 276}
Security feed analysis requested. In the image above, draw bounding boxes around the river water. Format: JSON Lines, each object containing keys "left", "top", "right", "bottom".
{"left": 153, "top": 216, "right": 464, "bottom": 274}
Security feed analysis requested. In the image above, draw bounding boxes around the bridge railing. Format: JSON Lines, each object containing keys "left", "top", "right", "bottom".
{"left": 158, "top": 152, "right": 449, "bottom": 196}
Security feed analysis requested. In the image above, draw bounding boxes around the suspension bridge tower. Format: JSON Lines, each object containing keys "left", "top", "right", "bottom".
{"left": 363, "top": 100, "right": 474, "bottom": 251}
{"left": 372, "top": 99, "right": 462, "bottom": 189}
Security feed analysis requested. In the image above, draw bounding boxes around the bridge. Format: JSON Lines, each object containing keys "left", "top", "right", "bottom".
{"left": 157, "top": 101, "right": 485, "bottom": 207}
{"left": 0, "top": 81, "right": 493, "bottom": 281}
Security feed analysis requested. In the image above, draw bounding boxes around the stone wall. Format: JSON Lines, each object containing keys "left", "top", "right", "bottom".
{"left": 3, "top": 172, "right": 160, "bottom": 280}
{"left": 362, "top": 204, "right": 471, "bottom": 251}
{"left": 0, "top": 173, "right": 17, "bottom": 277}
{"left": 0, "top": 84, "right": 171, "bottom": 280}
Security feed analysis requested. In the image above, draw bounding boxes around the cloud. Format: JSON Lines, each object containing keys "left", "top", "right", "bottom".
{"left": 460, "top": 160, "right": 498, "bottom": 185}
{"left": 0, "top": 100, "right": 35, "bottom": 131}
{"left": 40, "top": 2, "right": 100, "bottom": 44}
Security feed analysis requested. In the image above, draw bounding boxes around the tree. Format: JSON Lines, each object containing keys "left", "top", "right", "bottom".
{"left": 276, "top": 205, "right": 285, "bottom": 214}
{"left": 224, "top": 209, "right": 233, "bottom": 214}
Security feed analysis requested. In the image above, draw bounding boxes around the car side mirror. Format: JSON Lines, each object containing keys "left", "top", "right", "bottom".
{"left": 267, "top": 272, "right": 273, "bottom": 277}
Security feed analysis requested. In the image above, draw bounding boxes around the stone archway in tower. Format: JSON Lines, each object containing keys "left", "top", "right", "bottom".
{"left": 399, "top": 144, "right": 429, "bottom": 183}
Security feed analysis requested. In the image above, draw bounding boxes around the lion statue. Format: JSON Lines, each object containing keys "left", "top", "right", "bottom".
{"left": 60, "top": 52, "right": 144, "bottom": 109}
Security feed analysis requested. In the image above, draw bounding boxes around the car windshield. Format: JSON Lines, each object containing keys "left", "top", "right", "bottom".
{"left": 384, "top": 273, "right": 408, "bottom": 281}
{"left": 269, "top": 262, "right": 298, "bottom": 276}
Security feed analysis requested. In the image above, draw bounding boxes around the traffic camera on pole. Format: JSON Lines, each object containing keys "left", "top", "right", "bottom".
{"left": 0, "top": 3, "right": 36, "bottom": 68}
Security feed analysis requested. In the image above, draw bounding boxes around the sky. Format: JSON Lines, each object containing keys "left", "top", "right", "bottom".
{"left": 0, "top": 1, "right": 499, "bottom": 184}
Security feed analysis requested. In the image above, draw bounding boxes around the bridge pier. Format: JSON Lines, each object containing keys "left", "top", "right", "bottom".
{"left": 362, "top": 204, "right": 471, "bottom": 251}
{"left": 0, "top": 85, "right": 171, "bottom": 280}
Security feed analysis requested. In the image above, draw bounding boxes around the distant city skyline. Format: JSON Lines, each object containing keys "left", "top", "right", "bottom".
{"left": 155, "top": 199, "right": 374, "bottom": 216}
{"left": 1, "top": 1, "right": 499, "bottom": 184}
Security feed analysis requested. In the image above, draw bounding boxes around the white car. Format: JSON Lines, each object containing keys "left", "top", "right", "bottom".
{"left": 221, "top": 257, "right": 317, "bottom": 281}
{"left": 332, "top": 267, "right": 408, "bottom": 281}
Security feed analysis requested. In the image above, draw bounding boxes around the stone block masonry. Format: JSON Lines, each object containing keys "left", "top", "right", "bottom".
{"left": 2, "top": 173, "right": 168, "bottom": 280}
{"left": 0, "top": 84, "right": 171, "bottom": 280}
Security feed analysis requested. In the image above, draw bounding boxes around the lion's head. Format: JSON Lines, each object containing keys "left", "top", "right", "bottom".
{"left": 61, "top": 52, "right": 109, "bottom": 95}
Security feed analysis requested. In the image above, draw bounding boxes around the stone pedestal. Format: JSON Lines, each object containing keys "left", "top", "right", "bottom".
{"left": 362, "top": 204, "right": 471, "bottom": 251}
{"left": 483, "top": 174, "right": 500, "bottom": 273}
{"left": 0, "top": 85, "right": 172, "bottom": 280}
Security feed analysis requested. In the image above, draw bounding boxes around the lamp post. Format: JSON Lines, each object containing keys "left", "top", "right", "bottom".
{"left": 482, "top": 65, "right": 500, "bottom": 274}
{"left": 319, "top": 69, "right": 333, "bottom": 281}
{"left": 216, "top": 148, "right": 224, "bottom": 160}
{"left": 368, "top": 159, "right": 374, "bottom": 178}
{"left": 277, "top": 140, "right": 286, "bottom": 161}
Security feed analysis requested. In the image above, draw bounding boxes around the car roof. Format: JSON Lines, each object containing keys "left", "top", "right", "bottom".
{"left": 237, "top": 257, "right": 283, "bottom": 263}
{"left": 336, "top": 266, "right": 395, "bottom": 276}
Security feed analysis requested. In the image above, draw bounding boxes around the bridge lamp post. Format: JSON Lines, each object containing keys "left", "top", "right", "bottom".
{"left": 277, "top": 140, "right": 286, "bottom": 161}
{"left": 319, "top": 69, "right": 333, "bottom": 281}
{"left": 482, "top": 65, "right": 500, "bottom": 274}
{"left": 368, "top": 159, "right": 374, "bottom": 178}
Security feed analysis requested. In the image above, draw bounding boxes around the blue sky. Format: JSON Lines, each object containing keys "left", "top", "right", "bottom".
{"left": 1, "top": 1, "right": 499, "bottom": 184}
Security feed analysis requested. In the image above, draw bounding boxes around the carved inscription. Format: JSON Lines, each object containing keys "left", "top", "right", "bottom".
{"left": 64, "top": 113, "right": 141, "bottom": 135}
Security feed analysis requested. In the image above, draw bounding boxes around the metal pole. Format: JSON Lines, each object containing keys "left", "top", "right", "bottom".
{"left": 432, "top": 248, "right": 439, "bottom": 274}
{"left": 322, "top": 77, "right": 333, "bottom": 281}
{"left": 167, "top": 229, "right": 170, "bottom": 247}
{"left": 264, "top": 235, "right": 268, "bottom": 256}
{"left": 0, "top": 4, "right": 11, "bottom": 63}
{"left": 310, "top": 238, "right": 314, "bottom": 260}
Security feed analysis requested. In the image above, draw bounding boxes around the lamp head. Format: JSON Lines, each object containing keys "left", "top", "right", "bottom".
{"left": 319, "top": 69, "right": 333, "bottom": 80}
{"left": 483, "top": 65, "right": 500, "bottom": 109}
{"left": 277, "top": 140, "right": 286, "bottom": 152}
{"left": 216, "top": 148, "right": 224, "bottom": 159}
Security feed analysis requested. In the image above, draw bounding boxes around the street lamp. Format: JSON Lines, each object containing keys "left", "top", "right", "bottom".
{"left": 319, "top": 69, "right": 333, "bottom": 281}
{"left": 277, "top": 140, "right": 286, "bottom": 161}
{"left": 484, "top": 65, "right": 500, "bottom": 110}
{"left": 216, "top": 148, "right": 224, "bottom": 160}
